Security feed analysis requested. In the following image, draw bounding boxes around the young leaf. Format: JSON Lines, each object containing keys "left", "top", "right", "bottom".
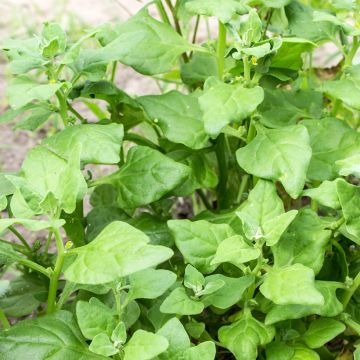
{"left": 89, "top": 333, "right": 118, "bottom": 357}
{"left": 218, "top": 311, "right": 275, "bottom": 360}
{"left": 201, "top": 274, "right": 255, "bottom": 309}
{"left": 128, "top": 269, "right": 177, "bottom": 300}
{"left": 168, "top": 219, "right": 236, "bottom": 273}
{"left": 199, "top": 77, "right": 264, "bottom": 137}
{"left": 43, "top": 124, "right": 124, "bottom": 164}
{"left": 111, "top": 322, "right": 127, "bottom": 344}
{"left": 123, "top": 330, "right": 169, "bottom": 360}
{"left": 272, "top": 209, "right": 331, "bottom": 274}
{"left": 184, "top": 341, "right": 216, "bottom": 360}
{"left": 138, "top": 91, "right": 209, "bottom": 150}
{"left": 184, "top": 264, "right": 205, "bottom": 292}
{"left": 302, "top": 318, "right": 345, "bottom": 349}
{"left": 185, "top": 0, "right": 248, "bottom": 23}
{"left": 102, "top": 10, "right": 197, "bottom": 75}
{"left": 40, "top": 22, "right": 67, "bottom": 57}
{"left": 0, "top": 310, "right": 107, "bottom": 359}
{"left": 240, "top": 9, "right": 263, "bottom": 45}
{"left": 211, "top": 235, "right": 261, "bottom": 268}
{"left": 76, "top": 297, "right": 115, "bottom": 340}
{"left": 6, "top": 76, "right": 61, "bottom": 109}
{"left": 337, "top": 180, "right": 360, "bottom": 244}
{"left": 160, "top": 287, "right": 204, "bottom": 315}
{"left": 260, "top": 264, "right": 324, "bottom": 306}
{"left": 236, "top": 124, "right": 312, "bottom": 198}
{"left": 64, "top": 221, "right": 173, "bottom": 284}
{"left": 96, "top": 146, "right": 191, "bottom": 209}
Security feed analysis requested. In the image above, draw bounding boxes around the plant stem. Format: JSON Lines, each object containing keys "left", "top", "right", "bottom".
{"left": 19, "top": 258, "right": 50, "bottom": 278}
{"left": 192, "top": 15, "right": 200, "bottom": 44}
{"left": 342, "top": 272, "right": 360, "bottom": 309}
{"left": 8, "top": 226, "right": 31, "bottom": 252}
{"left": 243, "top": 55, "right": 251, "bottom": 82}
{"left": 56, "top": 90, "right": 69, "bottom": 126}
{"left": 196, "top": 189, "right": 213, "bottom": 210}
{"left": 215, "top": 134, "right": 228, "bottom": 210}
{"left": 44, "top": 231, "right": 53, "bottom": 253}
{"left": 156, "top": 0, "right": 171, "bottom": 26}
{"left": 124, "top": 133, "right": 161, "bottom": 151}
{"left": 66, "top": 101, "right": 86, "bottom": 123}
{"left": 57, "top": 281, "right": 77, "bottom": 310}
{"left": 311, "top": 199, "right": 318, "bottom": 213}
{"left": 111, "top": 61, "right": 117, "bottom": 82}
{"left": 217, "top": 21, "right": 227, "bottom": 79}
{"left": 47, "top": 228, "right": 65, "bottom": 314}
{"left": 246, "top": 119, "right": 258, "bottom": 186}
{"left": 345, "top": 36, "right": 359, "bottom": 67}
{"left": 342, "top": 315, "right": 360, "bottom": 336}
{"left": 0, "top": 238, "right": 30, "bottom": 255}
{"left": 237, "top": 174, "right": 249, "bottom": 203}
{"left": 0, "top": 310, "right": 10, "bottom": 330}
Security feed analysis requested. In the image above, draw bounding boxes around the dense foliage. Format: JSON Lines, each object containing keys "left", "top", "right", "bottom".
{"left": 0, "top": 0, "right": 360, "bottom": 359}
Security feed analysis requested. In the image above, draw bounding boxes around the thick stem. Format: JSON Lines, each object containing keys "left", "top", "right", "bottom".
{"left": 217, "top": 21, "right": 227, "bottom": 79}
{"left": 47, "top": 228, "right": 65, "bottom": 314}
{"left": 215, "top": 134, "right": 229, "bottom": 210}
{"left": 8, "top": 226, "right": 31, "bottom": 252}
{"left": 342, "top": 271, "right": 360, "bottom": 309}
{"left": 56, "top": 90, "right": 69, "bottom": 127}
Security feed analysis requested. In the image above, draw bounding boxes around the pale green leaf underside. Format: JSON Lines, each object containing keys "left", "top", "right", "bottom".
{"left": 64, "top": 221, "right": 173, "bottom": 284}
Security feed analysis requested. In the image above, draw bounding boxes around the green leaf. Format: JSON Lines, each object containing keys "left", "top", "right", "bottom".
{"left": 265, "top": 281, "right": 343, "bottom": 325}
{"left": 15, "top": 104, "right": 54, "bottom": 131}
{"left": 199, "top": 77, "right": 264, "bottom": 137}
{"left": 218, "top": 311, "right": 275, "bottom": 360}
{"left": 128, "top": 269, "right": 177, "bottom": 300}
{"left": 168, "top": 219, "right": 235, "bottom": 273}
{"left": 98, "top": 146, "right": 190, "bottom": 209}
{"left": 157, "top": 317, "right": 191, "bottom": 359}
{"left": 89, "top": 333, "right": 118, "bottom": 357}
{"left": 336, "top": 154, "right": 360, "bottom": 177}
{"left": 111, "top": 322, "right": 127, "bottom": 344}
{"left": 303, "top": 118, "right": 360, "bottom": 181}
{"left": 211, "top": 235, "right": 260, "bottom": 268}
{"left": 0, "top": 310, "right": 107, "bottom": 359}
{"left": 0, "top": 275, "right": 45, "bottom": 317}
{"left": 322, "top": 79, "right": 360, "bottom": 110}
{"left": 266, "top": 342, "right": 295, "bottom": 360}
{"left": 236, "top": 180, "right": 297, "bottom": 245}
{"left": 303, "top": 180, "right": 341, "bottom": 209}
{"left": 43, "top": 124, "right": 124, "bottom": 164}
{"left": 185, "top": 0, "right": 248, "bottom": 23}
{"left": 123, "top": 330, "right": 169, "bottom": 360}
{"left": 6, "top": 76, "right": 61, "bottom": 109}
{"left": 184, "top": 341, "right": 216, "bottom": 360}
{"left": 102, "top": 10, "right": 196, "bottom": 75}
{"left": 64, "top": 221, "right": 173, "bottom": 284}
{"left": 303, "top": 318, "right": 345, "bottom": 349}
{"left": 291, "top": 346, "right": 320, "bottom": 360}
{"left": 337, "top": 180, "right": 360, "bottom": 244}
{"left": 258, "top": 88, "right": 323, "bottom": 128}
{"left": 273, "top": 209, "right": 331, "bottom": 274}
{"left": 76, "top": 298, "right": 115, "bottom": 340}
{"left": 160, "top": 287, "right": 204, "bottom": 315}
{"left": 40, "top": 22, "right": 67, "bottom": 57}
{"left": 260, "top": 264, "right": 324, "bottom": 306}
{"left": 262, "top": 0, "right": 292, "bottom": 8}
{"left": 240, "top": 9, "right": 262, "bottom": 45}
{"left": 236, "top": 124, "right": 312, "bottom": 198}
{"left": 0, "top": 218, "right": 64, "bottom": 234}
{"left": 201, "top": 274, "right": 254, "bottom": 309}
{"left": 184, "top": 264, "right": 205, "bottom": 293}
{"left": 138, "top": 91, "right": 209, "bottom": 149}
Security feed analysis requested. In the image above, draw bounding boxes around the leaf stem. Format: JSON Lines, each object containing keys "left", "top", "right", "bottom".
{"left": 111, "top": 61, "right": 118, "bottom": 82}
{"left": 217, "top": 21, "right": 227, "bottom": 79}
{"left": 215, "top": 134, "right": 229, "bottom": 210}
{"left": 8, "top": 226, "right": 31, "bottom": 252}
{"left": 0, "top": 238, "right": 30, "bottom": 256}
{"left": 47, "top": 228, "right": 65, "bottom": 314}
{"left": 56, "top": 90, "right": 69, "bottom": 127}
{"left": 156, "top": 0, "right": 172, "bottom": 26}
{"left": 19, "top": 258, "right": 50, "bottom": 278}
{"left": 237, "top": 174, "right": 250, "bottom": 203}
{"left": 342, "top": 271, "right": 360, "bottom": 309}
{"left": 124, "top": 133, "right": 162, "bottom": 151}
{"left": 196, "top": 189, "right": 213, "bottom": 211}
{"left": 243, "top": 55, "right": 251, "bottom": 83}
{"left": 345, "top": 36, "right": 359, "bottom": 67}
{"left": 66, "top": 101, "right": 87, "bottom": 123}
{"left": 0, "top": 309, "right": 10, "bottom": 330}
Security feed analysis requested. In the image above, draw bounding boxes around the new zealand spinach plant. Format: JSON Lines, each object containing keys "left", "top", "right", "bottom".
{"left": 0, "top": 0, "right": 360, "bottom": 359}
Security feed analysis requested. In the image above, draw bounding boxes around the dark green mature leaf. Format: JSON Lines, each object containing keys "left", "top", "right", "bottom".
{"left": 260, "top": 264, "right": 324, "bottom": 306}
{"left": 273, "top": 209, "right": 331, "bottom": 274}
{"left": 138, "top": 91, "right": 209, "bottom": 149}
{"left": 0, "top": 310, "right": 107, "bottom": 359}
{"left": 266, "top": 342, "right": 295, "bottom": 360}
{"left": 258, "top": 88, "right": 323, "bottom": 128}
{"left": 218, "top": 311, "right": 275, "bottom": 360}
{"left": 168, "top": 219, "right": 235, "bottom": 273}
{"left": 43, "top": 124, "right": 124, "bottom": 164}
{"left": 303, "top": 118, "right": 360, "bottom": 181}
{"left": 0, "top": 275, "right": 45, "bottom": 317}
{"left": 97, "top": 146, "right": 191, "bottom": 209}
{"left": 6, "top": 76, "right": 61, "bottom": 109}
{"left": 337, "top": 180, "right": 360, "bottom": 244}
{"left": 64, "top": 221, "right": 173, "bottom": 284}
{"left": 236, "top": 124, "right": 312, "bottom": 198}
{"left": 265, "top": 281, "right": 343, "bottom": 324}
{"left": 123, "top": 330, "right": 169, "bottom": 360}
{"left": 102, "top": 10, "right": 197, "bottom": 75}
{"left": 199, "top": 77, "right": 264, "bottom": 137}
{"left": 303, "top": 318, "right": 345, "bottom": 349}
{"left": 185, "top": 0, "right": 248, "bottom": 23}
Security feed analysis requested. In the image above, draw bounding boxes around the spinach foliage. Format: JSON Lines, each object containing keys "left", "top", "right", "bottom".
{"left": 0, "top": 1, "right": 360, "bottom": 359}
